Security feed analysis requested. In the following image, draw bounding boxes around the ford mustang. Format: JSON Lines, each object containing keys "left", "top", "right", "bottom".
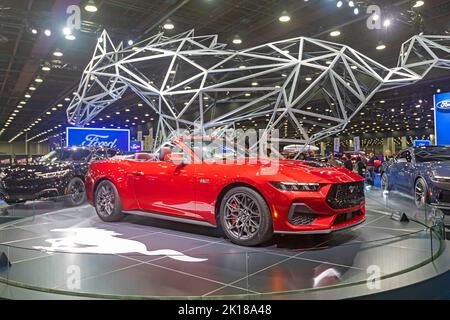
{"left": 85, "top": 136, "right": 366, "bottom": 246}
{"left": 381, "top": 146, "right": 450, "bottom": 211}
{"left": 0, "top": 146, "right": 119, "bottom": 206}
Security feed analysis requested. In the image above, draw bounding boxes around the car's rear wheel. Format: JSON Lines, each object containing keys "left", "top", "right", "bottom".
{"left": 415, "top": 177, "right": 428, "bottom": 208}
{"left": 65, "top": 177, "right": 86, "bottom": 206}
{"left": 94, "top": 180, "right": 124, "bottom": 222}
{"left": 219, "top": 187, "right": 273, "bottom": 246}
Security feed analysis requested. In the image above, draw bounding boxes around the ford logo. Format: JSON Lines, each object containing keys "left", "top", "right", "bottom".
{"left": 436, "top": 100, "right": 450, "bottom": 110}
{"left": 81, "top": 134, "right": 118, "bottom": 148}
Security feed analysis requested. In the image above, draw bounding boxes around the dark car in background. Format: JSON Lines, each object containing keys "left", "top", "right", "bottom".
{"left": 381, "top": 146, "right": 450, "bottom": 211}
{"left": 0, "top": 146, "right": 119, "bottom": 206}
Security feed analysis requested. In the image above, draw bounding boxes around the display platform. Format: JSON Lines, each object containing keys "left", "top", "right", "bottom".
{"left": 0, "top": 188, "right": 446, "bottom": 300}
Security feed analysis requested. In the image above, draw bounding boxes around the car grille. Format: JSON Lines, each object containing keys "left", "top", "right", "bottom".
{"left": 333, "top": 210, "right": 363, "bottom": 226}
{"left": 438, "top": 190, "right": 450, "bottom": 204}
{"left": 289, "top": 213, "right": 316, "bottom": 225}
{"left": 326, "top": 181, "right": 365, "bottom": 209}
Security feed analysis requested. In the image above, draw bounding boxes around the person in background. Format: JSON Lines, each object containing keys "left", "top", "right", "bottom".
{"left": 367, "top": 152, "right": 376, "bottom": 185}
{"left": 378, "top": 152, "right": 384, "bottom": 162}
{"left": 355, "top": 156, "right": 366, "bottom": 178}
{"left": 328, "top": 154, "right": 339, "bottom": 167}
{"left": 344, "top": 153, "right": 353, "bottom": 171}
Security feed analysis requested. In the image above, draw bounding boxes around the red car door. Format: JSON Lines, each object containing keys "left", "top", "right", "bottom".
{"left": 131, "top": 142, "right": 199, "bottom": 219}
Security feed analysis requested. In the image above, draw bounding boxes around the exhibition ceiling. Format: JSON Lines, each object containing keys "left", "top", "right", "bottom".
{"left": 0, "top": 0, "right": 449, "bottom": 143}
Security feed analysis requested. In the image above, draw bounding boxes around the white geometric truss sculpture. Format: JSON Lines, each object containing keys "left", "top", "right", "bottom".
{"left": 67, "top": 30, "right": 450, "bottom": 147}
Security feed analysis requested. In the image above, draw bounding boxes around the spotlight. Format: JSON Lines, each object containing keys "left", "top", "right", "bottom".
{"left": 163, "top": 20, "right": 174, "bottom": 30}
{"left": 279, "top": 11, "right": 291, "bottom": 22}
{"left": 383, "top": 19, "right": 391, "bottom": 28}
{"left": 348, "top": 1, "right": 354, "bottom": 7}
{"left": 330, "top": 30, "right": 341, "bottom": 37}
{"left": 53, "top": 49, "right": 63, "bottom": 57}
{"left": 85, "top": 0, "right": 98, "bottom": 12}
{"left": 353, "top": 8, "right": 359, "bottom": 15}
{"left": 31, "top": 28, "right": 38, "bottom": 34}
{"left": 127, "top": 39, "right": 134, "bottom": 46}
{"left": 337, "top": 1, "right": 343, "bottom": 8}
{"left": 44, "top": 29, "right": 51, "bottom": 37}
{"left": 376, "top": 43, "right": 386, "bottom": 50}
{"left": 232, "top": 36, "right": 242, "bottom": 44}
{"left": 413, "top": 1, "right": 424, "bottom": 8}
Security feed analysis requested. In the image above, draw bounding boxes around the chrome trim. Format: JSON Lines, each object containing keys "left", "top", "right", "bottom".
{"left": 122, "top": 210, "right": 216, "bottom": 228}
{"left": 274, "top": 217, "right": 366, "bottom": 235}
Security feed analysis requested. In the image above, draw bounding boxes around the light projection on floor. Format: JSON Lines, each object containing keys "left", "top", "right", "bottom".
{"left": 33, "top": 228, "right": 207, "bottom": 262}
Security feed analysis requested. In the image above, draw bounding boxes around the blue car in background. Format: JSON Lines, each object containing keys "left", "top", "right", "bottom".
{"left": 381, "top": 146, "right": 450, "bottom": 212}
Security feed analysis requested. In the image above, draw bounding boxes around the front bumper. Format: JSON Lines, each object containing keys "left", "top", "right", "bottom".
{"left": 274, "top": 216, "right": 366, "bottom": 234}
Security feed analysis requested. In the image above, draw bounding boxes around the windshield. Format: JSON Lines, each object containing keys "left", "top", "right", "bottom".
{"left": 191, "top": 139, "right": 250, "bottom": 161}
{"left": 414, "top": 147, "right": 450, "bottom": 162}
{"left": 39, "top": 149, "right": 92, "bottom": 163}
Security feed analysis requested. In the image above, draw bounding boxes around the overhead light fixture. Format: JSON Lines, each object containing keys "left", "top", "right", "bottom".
{"left": 31, "top": 28, "right": 38, "bottom": 34}
{"left": 41, "top": 65, "right": 51, "bottom": 71}
{"left": 232, "top": 36, "right": 242, "bottom": 44}
{"left": 84, "top": 0, "right": 98, "bottom": 12}
{"left": 44, "top": 29, "right": 51, "bottom": 37}
{"left": 53, "top": 49, "right": 63, "bottom": 57}
{"left": 348, "top": 1, "right": 355, "bottom": 7}
{"left": 127, "top": 39, "right": 134, "bottom": 46}
{"left": 413, "top": 1, "right": 424, "bottom": 8}
{"left": 337, "top": 1, "right": 343, "bottom": 8}
{"left": 330, "top": 30, "right": 341, "bottom": 37}
{"left": 65, "top": 34, "right": 76, "bottom": 41}
{"left": 63, "top": 27, "right": 72, "bottom": 36}
{"left": 163, "top": 19, "right": 174, "bottom": 30}
{"left": 376, "top": 43, "right": 386, "bottom": 50}
{"left": 383, "top": 19, "right": 391, "bottom": 28}
{"left": 35, "top": 78, "right": 43, "bottom": 83}
{"left": 25, "top": 94, "right": 31, "bottom": 98}
{"left": 279, "top": 11, "right": 291, "bottom": 22}
{"left": 353, "top": 8, "right": 359, "bottom": 15}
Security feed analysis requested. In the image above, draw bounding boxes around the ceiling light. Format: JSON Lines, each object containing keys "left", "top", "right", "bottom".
{"left": 337, "top": 1, "right": 343, "bottom": 8}
{"left": 35, "top": 78, "right": 43, "bottom": 83}
{"left": 41, "top": 66, "right": 51, "bottom": 71}
{"left": 84, "top": 0, "right": 98, "bottom": 12}
{"left": 330, "top": 30, "right": 341, "bottom": 37}
{"left": 305, "top": 77, "right": 312, "bottom": 81}
{"left": 63, "top": 27, "right": 72, "bottom": 36}
{"left": 279, "top": 11, "right": 291, "bottom": 22}
{"left": 127, "top": 39, "right": 134, "bottom": 46}
{"left": 53, "top": 49, "right": 63, "bottom": 57}
{"left": 348, "top": 1, "right": 355, "bottom": 7}
{"left": 29, "top": 86, "right": 36, "bottom": 91}
{"left": 64, "top": 97, "right": 70, "bottom": 101}
{"left": 232, "top": 36, "right": 242, "bottom": 44}
{"left": 163, "top": 20, "right": 174, "bottom": 30}
{"left": 31, "top": 28, "right": 38, "bottom": 34}
{"left": 376, "top": 43, "right": 386, "bottom": 50}
{"left": 353, "top": 8, "right": 359, "bottom": 15}
{"left": 251, "top": 82, "right": 258, "bottom": 86}
{"left": 413, "top": 1, "right": 424, "bottom": 8}
{"left": 383, "top": 19, "right": 391, "bottom": 28}
{"left": 44, "top": 29, "right": 51, "bottom": 37}
{"left": 25, "top": 94, "right": 31, "bottom": 98}
{"left": 65, "top": 34, "right": 76, "bottom": 41}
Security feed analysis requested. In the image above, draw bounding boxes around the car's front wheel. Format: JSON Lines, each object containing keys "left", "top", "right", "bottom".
{"left": 414, "top": 177, "right": 429, "bottom": 208}
{"left": 65, "top": 177, "right": 86, "bottom": 206}
{"left": 219, "top": 187, "right": 273, "bottom": 246}
{"left": 94, "top": 180, "right": 124, "bottom": 222}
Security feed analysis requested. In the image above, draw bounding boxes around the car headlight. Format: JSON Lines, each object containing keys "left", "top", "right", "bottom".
{"left": 36, "top": 170, "right": 70, "bottom": 178}
{"left": 432, "top": 175, "right": 450, "bottom": 183}
{"left": 270, "top": 181, "right": 323, "bottom": 191}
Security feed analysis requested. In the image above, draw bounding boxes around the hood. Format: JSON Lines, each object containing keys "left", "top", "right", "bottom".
{"left": 428, "top": 162, "right": 450, "bottom": 178}
{"left": 274, "top": 160, "right": 363, "bottom": 184}
{"left": 2, "top": 162, "right": 72, "bottom": 181}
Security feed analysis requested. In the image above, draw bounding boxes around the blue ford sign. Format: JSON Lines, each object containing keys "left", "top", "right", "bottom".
{"left": 66, "top": 127, "right": 130, "bottom": 151}
{"left": 413, "top": 140, "right": 431, "bottom": 147}
{"left": 434, "top": 92, "right": 450, "bottom": 146}
{"left": 130, "top": 141, "right": 142, "bottom": 152}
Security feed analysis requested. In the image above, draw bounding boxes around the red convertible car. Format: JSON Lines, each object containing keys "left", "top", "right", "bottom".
{"left": 85, "top": 136, "right": 365, "bottom": 246}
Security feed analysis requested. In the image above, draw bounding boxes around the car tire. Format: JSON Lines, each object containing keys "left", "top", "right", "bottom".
{"left": 94, "top": 180, "right": 124, "bottom": 222}
{"left": 219, "top": 186, "right": 273, "bottom": 246}
{"left": 381, "top": 173, "right": 389, "bottom": 192}
{"left": 65, "top": 177, "right": 86, "bottom": 206}
{"left": 414, "top": 177, "right": 429, "bottom": 209}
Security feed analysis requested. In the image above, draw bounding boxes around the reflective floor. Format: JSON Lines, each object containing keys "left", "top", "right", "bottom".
{"left": 0, "top": 185, "right": 445, "bottom": 299}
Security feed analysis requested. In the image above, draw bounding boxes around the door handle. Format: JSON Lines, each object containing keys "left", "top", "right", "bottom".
{"left": 130, "top": 171, "right": 144, "bottom": 176}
